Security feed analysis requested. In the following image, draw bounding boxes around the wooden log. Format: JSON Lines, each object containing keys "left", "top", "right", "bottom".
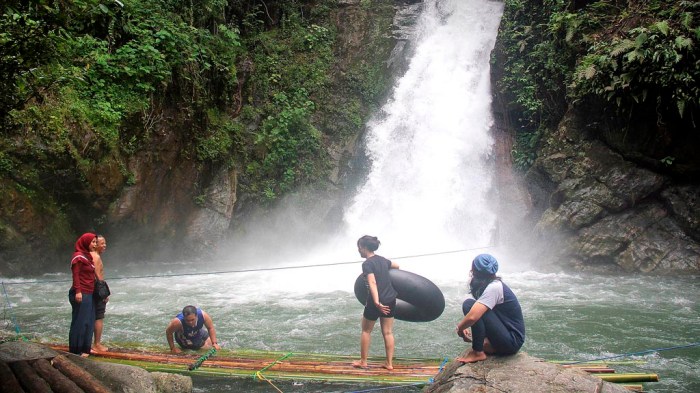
{"left": 32, "top": 358, "right": 85, "bottom": 393}
{"left": 8, "top": 360, "right": 52, "bottom": 393}
{"left": 0, "top": 360, "right": 25, "bottom": 393}
{"left": 51, "top": 355, "right": 113, "bottom": 393}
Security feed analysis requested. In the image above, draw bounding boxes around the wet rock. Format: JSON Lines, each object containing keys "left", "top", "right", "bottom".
{"left": 424, "top": 352, "right": 630, "bottom": 393}
{"left": 523, "top": 110, "right": 699, "bottom": 274}
{"left": 152, "top": 371, "right": 193, "bottom": 393}
{"left": 0, "top": 342, "right": 192, "bottom": 393}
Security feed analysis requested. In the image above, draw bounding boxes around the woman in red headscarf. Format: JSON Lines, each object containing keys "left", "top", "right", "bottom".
{"left": 68, "top": 233, "right": 97, "bottom": 356}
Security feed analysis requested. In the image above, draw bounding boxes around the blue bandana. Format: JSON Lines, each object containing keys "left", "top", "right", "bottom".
{"left": 473, "top": 254, "right": 498, "bottom": 274}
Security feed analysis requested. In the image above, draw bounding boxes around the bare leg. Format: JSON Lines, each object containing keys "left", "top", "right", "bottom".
{"left": 93, "top": 319, "right": 108, "bottom": 352}
{"left": 379, "top": 317, "right": 394, "bottom": 370}
{"left": 353, "top": 317, "right": 375, "bottom": 369}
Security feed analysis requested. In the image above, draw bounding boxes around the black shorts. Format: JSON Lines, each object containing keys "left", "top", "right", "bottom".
{"left": 175, "top": 330, "right": 210, "bottom": 350}
{"left": 94, "top": 296, "right": 107, "bottom": 320}
{"left": 363, "top": 299, "right": 396, "bottom": 321}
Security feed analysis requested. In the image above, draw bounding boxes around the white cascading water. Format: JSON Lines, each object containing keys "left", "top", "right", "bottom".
{"left": 343, "top": 0, "right": 504, "bottom": 259}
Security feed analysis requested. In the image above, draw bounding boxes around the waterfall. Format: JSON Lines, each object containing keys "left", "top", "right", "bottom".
{"left": 343, "top": 0, "right": 504, "bottom": 258}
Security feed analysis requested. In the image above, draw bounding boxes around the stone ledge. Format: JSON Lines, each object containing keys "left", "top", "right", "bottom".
{"left": 0, "top": 341, "right": 191, "bottom": 393}
{"left": 424, "top": 352, "right": 631, "bottom": 393}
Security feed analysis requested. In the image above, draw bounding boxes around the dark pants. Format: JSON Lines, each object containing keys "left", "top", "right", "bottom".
{"left": 463, "top": 298, "right": 522, "bottom": 355}
{"left": 69, "top": 288, "right": 95, "bottom": 354}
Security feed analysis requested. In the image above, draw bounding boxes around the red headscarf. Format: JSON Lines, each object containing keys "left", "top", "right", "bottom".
{"left": 72, "top": 233, "right": 95, "bottom": 262}
{"left": 71, "top": 233, "right": 96, "bottom": 293}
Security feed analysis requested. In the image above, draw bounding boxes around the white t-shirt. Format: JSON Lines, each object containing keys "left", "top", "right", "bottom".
{"left": 474, "top": 280, "right": 505, "bottom": 310}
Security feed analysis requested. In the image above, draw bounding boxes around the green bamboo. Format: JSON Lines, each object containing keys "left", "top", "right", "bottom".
{"left": 597, "top": 373, "right": 659, "bottom": 383}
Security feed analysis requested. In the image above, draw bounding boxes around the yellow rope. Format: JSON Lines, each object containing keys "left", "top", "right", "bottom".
{"left": 255, "top": 371, "right": 283, "bottom": 393}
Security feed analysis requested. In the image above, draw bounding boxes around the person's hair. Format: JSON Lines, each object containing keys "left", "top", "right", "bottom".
{"left": 96, "top": 234, "right": 105, "bottom": 240}
{"left": 357, "top": 235, "right": 380, "bottom": 252}
{"left": 469, "top": 265, "right": 500, "bottom": 298}
{"left": 182, "top": 305, "right": 197, "bottom": 316}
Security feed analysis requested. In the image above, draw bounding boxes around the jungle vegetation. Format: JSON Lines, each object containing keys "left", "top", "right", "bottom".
{"left": 497, "top": 0, "right": 699, "bottom": 173}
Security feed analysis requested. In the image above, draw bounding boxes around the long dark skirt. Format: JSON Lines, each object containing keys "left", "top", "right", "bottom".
{"left": 68, "top": 288, "right": 95, "bottom": 355}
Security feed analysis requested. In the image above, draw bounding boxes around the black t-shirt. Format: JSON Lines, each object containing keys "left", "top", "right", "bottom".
{"left": 361, "top": 255, "right": 398, "bottom": 304}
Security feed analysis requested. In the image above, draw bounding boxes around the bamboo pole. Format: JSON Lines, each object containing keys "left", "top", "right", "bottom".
{"left": 0, "top": 360, "right": 25, "bottom": 393}
{"left": 621, "top": 385, "right": 643, "bottom": 391}
{"left": 597, "top": 373, "right": 659, "bottom": 383}
{"left": 8, "top": 360, "right": 52, "bottom": 393}
{"left": 32, "top": 358, "right": 85, "bottom": 393}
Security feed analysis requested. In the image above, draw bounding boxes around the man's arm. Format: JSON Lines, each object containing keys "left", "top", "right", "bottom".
{"left": 202, "top": 311, "right": 221, "bottom": 350}
{"left": 92, "top": 252, "right": 104, "bottom": 280}
{"left": 165, "top": 319, "right": 182, "bottom": 353}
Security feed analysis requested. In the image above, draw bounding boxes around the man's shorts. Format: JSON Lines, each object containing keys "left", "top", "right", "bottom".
{"left": 94, "top": 296, "right": 107, "bottom": 320}
{"left": 363, "top": 299, "right": 396, "bottom": 321}
{"left": 175, "top": 329, "right": 210, "bottom": 350}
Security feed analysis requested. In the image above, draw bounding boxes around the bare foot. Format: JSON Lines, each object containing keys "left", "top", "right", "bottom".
{"left": 456, "top": 350, "right": 487, "bottom": 363}
{"left": 93, "top": 344, "right": 109, "bottom": 352}
{"left": 80, "top": 353, "right": 90, "bottom": 358}
{"left": 382, "top": 363, "right": 394, "bottom": 371}
{"left": 352, "top": 360, "right": 369, "bottom": 369}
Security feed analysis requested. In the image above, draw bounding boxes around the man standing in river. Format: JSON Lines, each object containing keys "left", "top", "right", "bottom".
{"left": 92, "top": 234, "right": 109, "bottom": 352}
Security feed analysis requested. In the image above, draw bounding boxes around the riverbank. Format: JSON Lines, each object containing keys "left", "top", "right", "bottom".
{"left": 0, "top": 341, "right": 190, "bottom": 393}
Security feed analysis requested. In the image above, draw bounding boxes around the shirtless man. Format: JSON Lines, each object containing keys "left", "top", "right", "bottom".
{"left": 166, "top": 305, "right": 222, "bottom": 353}
{"left": 91, "top": 235, "right": 109, "bottom": 352}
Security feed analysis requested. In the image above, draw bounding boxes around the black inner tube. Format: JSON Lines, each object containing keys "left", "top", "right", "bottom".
{"left": 354, "top": 269, "right": 445, "bottom": 322}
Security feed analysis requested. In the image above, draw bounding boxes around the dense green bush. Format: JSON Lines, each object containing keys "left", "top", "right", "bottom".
{"left": 572, "top": 5, "right": 699, "bottom": 121}
{"left": 1, "top": 0, "right": 360, "bottom": 206}
{"left": 497, "top": 0, "right": 699, "bottom": 170}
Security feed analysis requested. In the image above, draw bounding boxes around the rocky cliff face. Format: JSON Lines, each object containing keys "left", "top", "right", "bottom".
{"left": 516, "top": 107, "right": 699, "bottom": 274}
{"left": 0, "top": 0, "right": 404, "bottom": 275}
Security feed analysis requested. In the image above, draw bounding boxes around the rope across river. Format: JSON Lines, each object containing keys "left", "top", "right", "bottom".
{"left": 0, "top": 245, "right": 493, "bottom": 286}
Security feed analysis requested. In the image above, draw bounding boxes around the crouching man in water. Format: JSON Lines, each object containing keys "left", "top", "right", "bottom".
{"left": 456, "top": 254, "right": 525, "bottom": 363}
{"left": 166, "top": 305, "right": 222, "bottom": 353}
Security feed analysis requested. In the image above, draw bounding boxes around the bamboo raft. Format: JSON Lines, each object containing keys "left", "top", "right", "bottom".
{"left": 48, "top": 344, "right": 445, "bottom": 385}
{"left": 43, "top": 345, "right": 659, "bottom": 390}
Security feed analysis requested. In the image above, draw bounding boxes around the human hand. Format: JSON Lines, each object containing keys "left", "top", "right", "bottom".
{"left": 171, "top": 347, "right": 182, "bottom": 354}
{"left": 213, "top": 343, "right": 221, "bottom": 350}
{"left": 376, "top": 302, "right": 391, "bottom": 315}
{"left": 75, "top": 292, "right": 83, "bottom": 303}
{"left": 461, "top": 328, "right": 472, "bottom": 342}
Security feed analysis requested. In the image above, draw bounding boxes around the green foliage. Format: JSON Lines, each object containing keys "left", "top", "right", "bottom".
{"left": 498, "top": 0, "right": 700, "bottom": 170}
{"left": 511, "top": 129, "right": 542, "bottom": 170}
{"left": 245, "top": 89, "right": 324, "bottom": 201}
{"left": 196, "top": 110, "right": 239, "bottom": 162}
{"left": 572, "top": 9, "right": 699, "bottom": 120}
{"left": 497, "top": 0, "right": 580, "bottom": 168}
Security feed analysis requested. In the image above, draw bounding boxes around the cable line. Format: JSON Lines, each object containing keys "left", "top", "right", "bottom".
{"left": 1, "top": 245, "right": 493, "bottom": 285}
{"left": 563, "top": 342, "right": 700, "bottom": 365}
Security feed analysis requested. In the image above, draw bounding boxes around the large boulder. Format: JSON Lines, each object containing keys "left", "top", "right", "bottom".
{"left": 425, "top": 352, "right": 631, "bottom": 393}
{"left": 0, "top": 341, "right": 191, "bottom": 393}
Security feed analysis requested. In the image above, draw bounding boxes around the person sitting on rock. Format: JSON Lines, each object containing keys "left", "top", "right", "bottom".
{"left": 455, "top": 254, "right": 525, "bottom": 363}
{"left": 166, "top": 305, "right": 221, "bottom": 353}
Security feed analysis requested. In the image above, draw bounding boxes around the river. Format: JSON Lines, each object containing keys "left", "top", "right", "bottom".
{"left": 2, "top": 0, "right": 698, "bottom": 392}
{"left": 1, "top": 263, "right": 698, "bottom": 392}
